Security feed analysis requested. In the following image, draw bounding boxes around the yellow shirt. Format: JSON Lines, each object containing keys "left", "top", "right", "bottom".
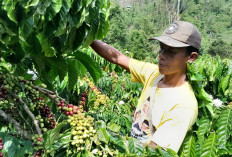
{"left": 129, "top": 58, "right": 198, "bottom": 153}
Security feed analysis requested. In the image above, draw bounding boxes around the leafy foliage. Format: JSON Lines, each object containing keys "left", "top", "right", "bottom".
{"left": 0, "top": 0, "right": 110, "bottom": 90}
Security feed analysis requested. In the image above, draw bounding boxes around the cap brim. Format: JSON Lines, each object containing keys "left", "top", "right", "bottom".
{"left": 149, "top": 36, "right": 190, "bottom": 48}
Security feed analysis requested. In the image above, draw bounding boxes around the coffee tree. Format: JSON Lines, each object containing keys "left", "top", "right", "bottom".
{"left": 0, "top": 0, "right": 112, "bottom": 156}
{"left": 0, "top": 0, "right": 110, "bottom": 90}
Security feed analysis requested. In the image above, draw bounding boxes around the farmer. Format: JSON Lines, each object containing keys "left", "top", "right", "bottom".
{"left": 90, "top": 21, "right": 200, "bottom": 153}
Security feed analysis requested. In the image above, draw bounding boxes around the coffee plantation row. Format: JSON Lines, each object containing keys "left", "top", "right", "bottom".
{"left": 0, "top": 51, "right": 232, "bottom": 156}
{"left": 0, "top": 0, "right": 232, "bottom": 156}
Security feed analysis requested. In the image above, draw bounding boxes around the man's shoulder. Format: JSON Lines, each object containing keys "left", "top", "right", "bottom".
{"left": 129, "top": 58, "right": 160, "bottom": 84}
{"left": 164, "top": 82, "right": 198, "bottom": 109}
{"left": 130, "top": 58, "right": 158, "bottom": 70}
{"left": 178, "top": 82, "right": 198, "bottom": 109}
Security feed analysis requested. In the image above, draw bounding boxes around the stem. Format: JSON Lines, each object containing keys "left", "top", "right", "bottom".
{"left": 32, "top": 69, "right": 43, "bottom": 81}
{"left": 17, "top": 105, "right": 34, "bottom": 133}
{"left": 10, "top": 93, "right": 42, "bottom": 135}
{"left": 0, "top": 109, "right": 31, "bottom": 139}
{"left": 32, "top": 85, "right": 68, "bottom": 104}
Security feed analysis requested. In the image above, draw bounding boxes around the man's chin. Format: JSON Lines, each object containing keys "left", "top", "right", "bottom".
{"left": 158, "top": 68, "right": 166, "bottom": 74}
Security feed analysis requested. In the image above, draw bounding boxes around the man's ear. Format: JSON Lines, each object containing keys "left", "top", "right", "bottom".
{"left": 188, "top": 52, "right": 198, "bottom": 63}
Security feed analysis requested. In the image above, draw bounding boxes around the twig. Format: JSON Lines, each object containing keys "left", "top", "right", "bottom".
{"left": 32, "top": 69, "right": 43, "bottom": 81}
{"left": 17, "top": 105, "right": 34, "bottom": 133}
{"left": 10, "top": 93, "right": 42, "bottom": 135}
{"left": 32, "top": 85, "right": 68, "bottom": 104}
{"left": 0, "top": 109, "right": 31, "bottom": 139}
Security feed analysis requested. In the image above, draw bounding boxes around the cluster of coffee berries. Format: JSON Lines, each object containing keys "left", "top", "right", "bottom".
{"left": 57, "top": 100, "right": 82, "bottom": 116}
{"left": 32, "top": 134, "right": 44, "bottom": 154}
{"left": 67, "top": 113, "right": 96, "bottom": 153}
{"left": 34, "top": 149, "right": 44, "bottom": 157}
{"left": 30, "top": 96, "right": 55, "bottom": 130}
{"left": 79, "top": 91, "right": 87, "bottom": 107}
{"left": 0, "top": 74, "right": 12, "bottom": 108}
{"left": 0, "top": 138, "right": 3, "bottom": 157}
{"left": 92, "top": 149, "right": 103, "bottom": 156}
{"left": 0, "top": 73, "right": 19, "bottom": 91}
{"left": 84, "top": 78, "right": 109, "bottom": 109}
{"left": 4, "top": 106, "right": 19, "bottom": 118}
{"left": 0, "top": 71, "right": 57, "bottom": 132}
{"left": 36, "top": 109, "right": 55, "bottom": 130}
{"left": 111, "top": 71, "right": 118, "bottom": 88}
{"left": 0, "top": 85, "right": 8, "bottom": 102}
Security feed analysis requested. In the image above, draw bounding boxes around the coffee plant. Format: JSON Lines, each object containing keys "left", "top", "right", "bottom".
{"left": 0, "top": 0, "right": 110, "bottom": 91}
{"left": 0, "top": 0, "right": 232, "bottom": 156}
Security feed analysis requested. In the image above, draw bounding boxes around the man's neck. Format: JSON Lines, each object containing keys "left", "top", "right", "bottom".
{"left": 159, "top": 72, "right": 187, "bottom": 88}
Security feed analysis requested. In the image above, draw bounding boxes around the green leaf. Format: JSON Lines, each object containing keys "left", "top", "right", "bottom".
{"left": 96, "top": 12, "right": 109, "bottom": 39}
{"left": 66, "top": 24, "right": 86, "bottom": 52}
{"left": 179, "top": 132, "right": 195, "bottom": 157}
{"left": 71, "top": 0, "right": 82, "bottom": 14}
{"left": 109, "top": 135, "right": 126, "bottom": 150}
{"left": 24, "top": 34, "right": 42, "bottom": 56}
{"left": 2, "top": 140, "right": 17, "bottom": 157}
{"left": 144, "top": 146, "right": 159, "bottom": 156}
{"left": 201, "top": 132, "right": 217, "bottom": 157}
{"left": 48, "top": 64, "right": 58, "bottom": 80}
{"left": 44, "top": 121, "right": 67, "bottom": 150}
{"left": 194, "top": 144, "right": 201, "bottom": 157}
{"left": 67, "top": 59, "right": 78, "bottom": 92}
{"left": 52, "top": 0, "right": 63, "bottom": 14}
{"left": 219, "top": 75, "right": 230, "bottom": 93}
{"left": 76, "top": 61, "right": 86, "bottom": 77}
{"left": 20, "top": 16, "right": 34, "bottom": 39}
{"left": 53, "top": 129, "right": 72, "bottom": 149}
{"left": 215, "top": 61, "right": 224, "bottom": 80}
{"left": 15, "top": 141, "right": 33, "bottom": 157}
{"left": 83, "top": 17, "right": 99, "bottom": 47}
{"left": 97, "top": 128, "right": 110, "bottom": 144}
{"left": 107, "top": 122, "right": 121, "bottom": 132}
{"left": 74, "top": 51, "right": 102, "bottom": 83}
{"left": 3, "top": 0, "right": 18, "bottom": 24}
{"left": 28, "top": 0, "right": 39, "bottom": 7}
{"left": 95, "top": 120, "right": 106, "bottom": 129}
{"left": 166, "top": 148, "right": 178, "bottom": 157}
{"left": 45, "top": 4, "right": 57, "bottom": 21}
{"left": 37, "top": 34, "right": 56, "bottom": 57}
{"left": 45, "top": 57, "right": 68, "bottom": 81}
{"left": 128, "top": 137, "right": 144, "bottom": 155}
{"left": 156, "top": 147, "right": 176, "bottom": 157}
{"left": 216, "top": 109, "right": 232, "bottom": 148}
{"left": 5, "top": 43, "right": 25, "bottom": 64}
{"left": 196, "top": 117, "right": 210, "bottom": 146}
{"left": 33, "top": 55, "right": 45, "bottom": 73}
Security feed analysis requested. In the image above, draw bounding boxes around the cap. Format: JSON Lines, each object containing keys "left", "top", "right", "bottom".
{"left": 149, "top": 21, "right": 201, "bottom": 49}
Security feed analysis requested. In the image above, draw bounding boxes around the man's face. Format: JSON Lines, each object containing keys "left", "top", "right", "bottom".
{"left": 158, "top": 43, "right": 189, "bottom": 75}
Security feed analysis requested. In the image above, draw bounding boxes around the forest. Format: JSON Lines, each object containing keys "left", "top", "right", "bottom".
{"left": 105, "top": 0, "right": 232, "bottom": 60}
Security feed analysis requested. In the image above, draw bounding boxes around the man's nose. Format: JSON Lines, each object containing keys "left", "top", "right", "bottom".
{"left": 159, "top": 49, "right": 165, "bottom": 60}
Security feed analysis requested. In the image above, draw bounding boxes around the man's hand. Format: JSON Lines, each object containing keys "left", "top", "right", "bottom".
{"left": 90, "top": 40, "right": 130, "bottom": 72}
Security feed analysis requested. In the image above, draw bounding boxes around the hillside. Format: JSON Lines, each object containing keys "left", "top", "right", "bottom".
{"left": 106, "top": 0, "right": 232, "bottom": 59}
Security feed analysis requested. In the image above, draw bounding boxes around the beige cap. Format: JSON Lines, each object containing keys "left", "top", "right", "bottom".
{"left": 149, "top": 21, "right": 201, "bottom": 49}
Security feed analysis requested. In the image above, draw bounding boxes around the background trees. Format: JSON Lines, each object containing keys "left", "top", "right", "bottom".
{"left": 107, "top": 0, "right": 232, "bottom": 59}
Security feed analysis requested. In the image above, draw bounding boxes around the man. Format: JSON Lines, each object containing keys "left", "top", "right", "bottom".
{"left": 90, "top": 21, "right": 200, "bottom": 153}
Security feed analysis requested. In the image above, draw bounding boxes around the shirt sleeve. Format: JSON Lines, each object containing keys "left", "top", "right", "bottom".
{"left": 151, "top": 105, "right": 197, "bottom": 153}
{"left": 129, "top": 58, "right": 159, "bottom": 84}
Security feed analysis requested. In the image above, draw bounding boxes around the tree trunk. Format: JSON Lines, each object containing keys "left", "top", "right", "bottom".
{"left": 177, "top": 0, "right": 181, "bottom": 20}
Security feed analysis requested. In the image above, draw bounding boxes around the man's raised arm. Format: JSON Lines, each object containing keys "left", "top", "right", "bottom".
{"left": 90, "top": 40, "right": 130, "bottom": 72}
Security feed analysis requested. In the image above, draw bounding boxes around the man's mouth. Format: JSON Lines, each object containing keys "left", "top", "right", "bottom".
{"left": 158, "top": 63, "right": 166, "bottom": 67}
